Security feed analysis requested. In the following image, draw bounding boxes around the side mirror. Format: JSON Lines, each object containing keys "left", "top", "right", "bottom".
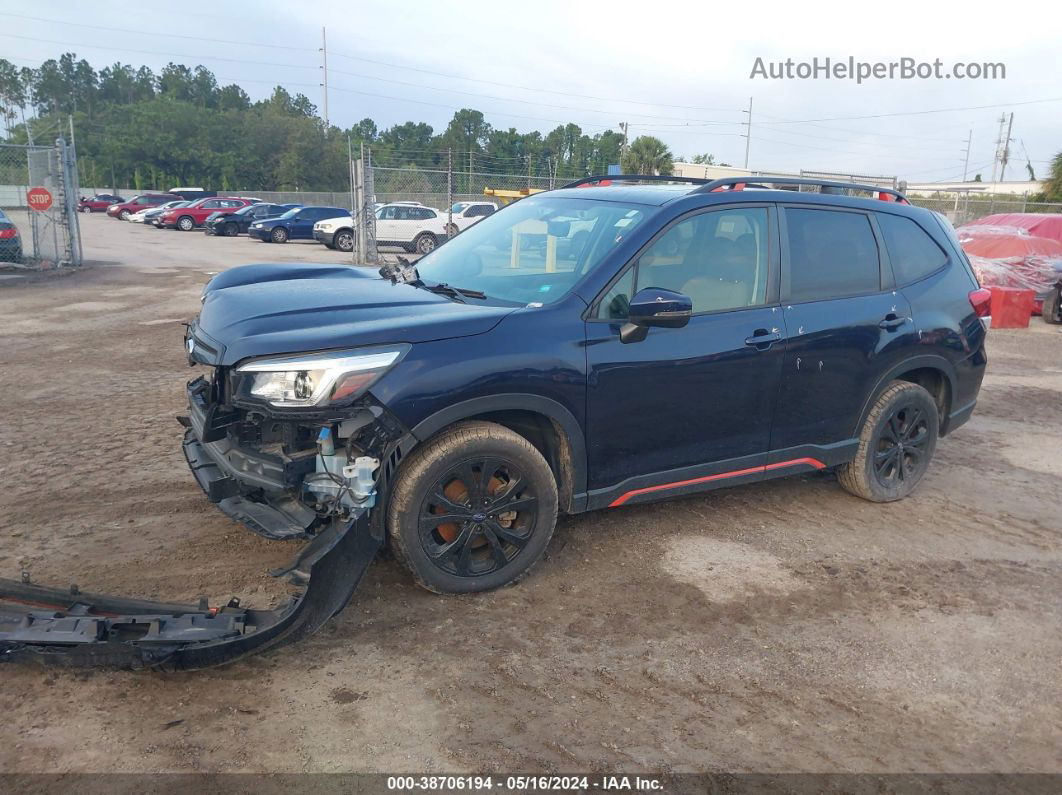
{"left": 620, "top": 287, "right": 693, "bottom": 344}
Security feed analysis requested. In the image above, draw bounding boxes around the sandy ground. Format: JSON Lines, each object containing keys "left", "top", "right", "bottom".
{"left": 1, "top": 213, "right": 1060, "bottom": 775}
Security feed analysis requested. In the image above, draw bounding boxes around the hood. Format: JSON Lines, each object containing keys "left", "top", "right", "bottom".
{"left": 191, "top": 263, "right": 515, "bottom": 366}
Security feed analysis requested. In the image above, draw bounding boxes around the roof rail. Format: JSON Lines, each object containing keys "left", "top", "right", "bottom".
{"left": 560, "top": 174, "right": 712, "bottom": 189}
{"left": 693, "top": 176, "right": 909, "bottom": 203}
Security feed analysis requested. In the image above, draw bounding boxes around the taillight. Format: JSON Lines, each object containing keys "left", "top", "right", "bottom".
{"left": 968, "top": 287, "right": 992, "bottom": 318}
{"left": 0, "top": 228, "right": 17, "bottom": 239}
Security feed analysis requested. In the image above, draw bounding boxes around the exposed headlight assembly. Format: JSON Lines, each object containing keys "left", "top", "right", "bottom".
{"left": 236, "top": 346, "right": 409, "bottom": 407}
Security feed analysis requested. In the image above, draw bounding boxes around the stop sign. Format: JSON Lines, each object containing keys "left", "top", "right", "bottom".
{"left": 27, "top": 186, "right": 53, "bottom": 212}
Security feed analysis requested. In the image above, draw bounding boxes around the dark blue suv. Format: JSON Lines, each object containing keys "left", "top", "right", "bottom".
{"left": 182, "top": 176, "right": 989, "bottom": 596}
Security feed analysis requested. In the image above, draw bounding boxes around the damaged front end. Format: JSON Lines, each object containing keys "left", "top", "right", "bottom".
{"left": 0, "top": 327, "right": 412, "bottom": 670}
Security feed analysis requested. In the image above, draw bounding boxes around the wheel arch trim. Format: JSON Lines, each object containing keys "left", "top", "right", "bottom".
{"left": 855, "top": 355, "right": 958, "bottom": 437}
{"left": 408, "top": 394, "right": 588, "bottom": 511}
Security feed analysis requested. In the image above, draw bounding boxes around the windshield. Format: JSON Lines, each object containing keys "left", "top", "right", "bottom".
{"left": 414, "top": 196, "right": 648, "bottom": 305}
{"left": 234, "top": 205, "right": 258, "bottom": 216}
{"left": 450, "top": 202, "right": 471, "bottom": 213}
{"left": 279, "top": 207, "right": 301, "bottom": 219}
{"left": 164, "top": 201, "right": 188, "bottom": 209}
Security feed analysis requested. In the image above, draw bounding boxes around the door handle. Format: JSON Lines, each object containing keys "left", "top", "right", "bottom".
{"left": 879, "top": 314, "right": 910, "bottom": 330}
{"left": 745, "top": 328, "right": 782, "bottom": 349}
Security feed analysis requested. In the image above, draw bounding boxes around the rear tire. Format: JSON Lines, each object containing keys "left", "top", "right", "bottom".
{"left": 837, "top": 381, "right": 939, "bottom": 502}
{"left": 414, "top": 232, "right": 437, "bottom": 254}
{"left": 388, "top": 421, "right": 558, "bottom": 594}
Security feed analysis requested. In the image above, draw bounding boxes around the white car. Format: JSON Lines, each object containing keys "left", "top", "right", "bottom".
{"left": 446, "top": 201, "right": 497, "bottom": 235}
{"left": 313, "top": 214, "right": 355, "bottom": 252}
{"left": 128, "top": 199, "right": 187, "bottom": 223}
{"left": 374, "top": 204, "right": 448, "bottom": 254}
{"left": 314, "top": 203, "right": 463, "bottom": 255}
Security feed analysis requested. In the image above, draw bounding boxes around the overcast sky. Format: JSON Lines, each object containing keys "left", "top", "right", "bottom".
{"left": 3, "top": 0, "right": 1059, "bottom": 183}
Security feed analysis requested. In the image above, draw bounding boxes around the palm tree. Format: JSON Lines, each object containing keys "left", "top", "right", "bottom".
{"left": 621, "top": 136, "right": 674, "bottom": 176}
{"left": 1039, "top": 151, "right": 1062, "bottom": 201}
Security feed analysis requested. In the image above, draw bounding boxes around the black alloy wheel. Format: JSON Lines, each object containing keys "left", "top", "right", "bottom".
{"left": 418, "top": 457, "right": 538, "bottom": 578}
{"left": 872, "top": 403, "right": 931, "bottom": 488}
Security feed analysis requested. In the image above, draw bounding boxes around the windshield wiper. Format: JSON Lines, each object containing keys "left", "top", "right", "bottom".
{"left": 423, "top": 282, "right": 486, "bottom": 302}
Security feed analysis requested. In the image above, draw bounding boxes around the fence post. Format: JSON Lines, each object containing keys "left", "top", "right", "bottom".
{"left": 447, "top": 148, "right": 453, "bottom": 239}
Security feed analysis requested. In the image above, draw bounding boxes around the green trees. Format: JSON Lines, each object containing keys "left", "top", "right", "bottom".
{"left": 0, "top": 51, "right": 639, "bottom": 191}
{"left": 1038, "top": 152, "right": 1062, "bottom": 201}
{"left": 621, "top": 136, "right": 675, "bottom": 175}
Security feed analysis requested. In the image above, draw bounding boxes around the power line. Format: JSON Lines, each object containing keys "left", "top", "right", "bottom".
{"left": 0, "top": 12, "right": 744, "bottom": 113}
{"left": 758, "top": 97, "right": 1062, "bottom": 124}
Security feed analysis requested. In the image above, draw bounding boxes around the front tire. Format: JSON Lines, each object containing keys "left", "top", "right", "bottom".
{"left": 388, "top": 421, "right": 558, "bottom": 594}
{"left": 837, "top": 381, "right": 939, "bottom": 502}
{"left": 334, "top": 230, "right": 354, "bottom": 252}
{"left": 271, "top": 227, "right": 288, "bottom": 244}
{"left": 120, "top": 210, "right": 131, "bottom": 221}
{"left": 177, "top": 216, "right": 195, "bottom": 231}
{"left": 225, "top": 222, "right": 239, "bottom": 237}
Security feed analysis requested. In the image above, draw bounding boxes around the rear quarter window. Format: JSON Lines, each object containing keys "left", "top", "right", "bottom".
{"left": 785, "top": 208, "right": 880, "bottom": 302}
{"left": 876, "top": 213, "right": 948, "bottom": 284}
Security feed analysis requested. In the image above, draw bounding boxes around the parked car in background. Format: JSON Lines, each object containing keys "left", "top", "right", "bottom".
{"left": 446, "top": 201, "right": 497, "bottom": 236}
{"left": 0, "top": 209, "right": 22, "bottom": 262}
{"left": 158, "top": 197, "right": 256, "bottom": 231}
{"left": 313, "top": 213, "right": 355, "bottom": 251}
{"left": 128, "top": 199, "right": 188, "bottom": 224}
{"left": 248, "top": 206, "right": 347, "bottom": 243}
{"left": 168, "top": 187, "right": 217, "bottom": 201}
{"left": 107, "top": 194, "right": 177, "bottom": 220}
{"left": 375, "top": 203, "right": 449, "bottom": 253}
{"left": 205, "top": 203, "right": 300, "bottom": 236}
{"left": 79, "top": 194, "right": 124, "bottom": 213}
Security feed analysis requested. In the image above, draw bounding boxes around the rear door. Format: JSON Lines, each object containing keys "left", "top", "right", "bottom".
{"left": 771, "top": 205, "right": 913, "bottom": 461}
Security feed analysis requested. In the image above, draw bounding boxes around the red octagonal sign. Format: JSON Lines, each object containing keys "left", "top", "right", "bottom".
{"left": 27, "top": 186, "right": 53, "bottom": 212}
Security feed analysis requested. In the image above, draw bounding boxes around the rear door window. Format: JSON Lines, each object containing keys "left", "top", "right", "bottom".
{"left": 876, "top": 212, "right": 948, "bottom": 284}
{"left": 784, "top": 208, "right": 881, "bottom": 302}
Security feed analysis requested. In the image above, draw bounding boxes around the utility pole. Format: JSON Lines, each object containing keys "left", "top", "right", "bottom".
{"left": 468, "top": 149, "right": 473, "bottom": 194}
{"left": 320, "top": 27, "right": 329, "bottom": 128}
{"left": 961, "top": 129, "right": 972, "bottom": 182}
{"left": 998, "top": 112, "right": 1014, "bottom": 182}
{"left": 526, "top": 154, "right": 532, "bottom": 189}
{"left": 347, "top": 135, "right": 355, "bottom": 259}
{"left": 618, "top": 121, "right": 628, "bottom": 171}
{"left": 742, "top": 97, "right": 753, "bottom": 170}
{"left": 990, "top": 113, "right": 1007, "bottom": 183}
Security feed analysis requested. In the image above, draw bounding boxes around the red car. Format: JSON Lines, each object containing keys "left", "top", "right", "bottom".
{"left": 158, "top": 197, "right": 256, "bottom": 230}
{"left": 79, "top": 194, "right": 125, "bottom": 213}
{"left": 107, "top": 194, "right": 178, "bottom": 220}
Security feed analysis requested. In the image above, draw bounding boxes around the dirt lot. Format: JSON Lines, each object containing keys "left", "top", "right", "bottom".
{"left": 1, "top": 214, "right": 1060, "bottom": 775}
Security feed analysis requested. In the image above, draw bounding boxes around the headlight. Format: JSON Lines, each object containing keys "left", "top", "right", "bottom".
{"left": 252, "top": 223, "right": 262, "bottom": 228}
{"left": 236, "top": 346, "right": 409, "bottom": 407}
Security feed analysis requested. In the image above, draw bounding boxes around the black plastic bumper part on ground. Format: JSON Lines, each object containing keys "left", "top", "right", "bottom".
{"left": 0, "top": 511, "right": 382, "bottom": 671}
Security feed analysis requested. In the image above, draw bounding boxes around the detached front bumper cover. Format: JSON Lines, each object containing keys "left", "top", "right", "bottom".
{"left": 0, "top": 512, "right": 382, "bottom": 671}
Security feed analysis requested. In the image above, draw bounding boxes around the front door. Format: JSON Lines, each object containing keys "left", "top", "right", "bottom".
{"left": 585, "top": 205, "right": 786, "bottom": 508}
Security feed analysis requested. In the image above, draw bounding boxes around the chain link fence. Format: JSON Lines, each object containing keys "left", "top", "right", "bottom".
{"left": 906, "top": 195, "right": 1062, "bottom": 224}
{"left": 0, "top": 140, "right": 82, "bottom": 270}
